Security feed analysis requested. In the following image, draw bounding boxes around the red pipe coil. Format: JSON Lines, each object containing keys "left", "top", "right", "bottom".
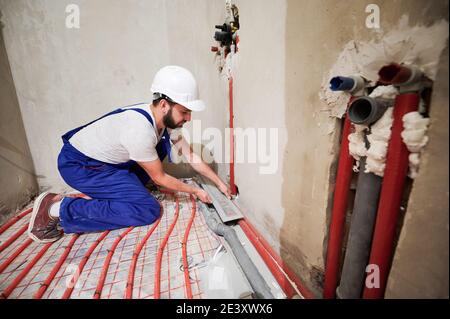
{"left": 154, "top": 194, "right": 180, "bottom": 299}
{"left": 1, "top": 242, "right": 53, "bottom": 299}
{"left": 181, "top": 195, "right": 197, "bottom": 299}
{"left": 323, "top": 103, "right": 355, "bottom": 299}
{"left": 34, "top": 234, "right": 80, "bottom": 299}
{"left": 94, "top": 227, "right": 134, "bottom": 299}
{"left": 238, "top": 219, "right": 315, "bottom": 299}
{"left": 229, "top": 77, "right": 237, "bottom": 195}
{"left": 61, "top": 230, "right": 110, "bottom": 299}
{"left": 0, "top": 207, "right": 32, "bottom": 236}
{"left": 125, "top": 216, "right": 162, "bottom": 299}
{"left": 363, "top": 93, "right": 420, "bottom": 299}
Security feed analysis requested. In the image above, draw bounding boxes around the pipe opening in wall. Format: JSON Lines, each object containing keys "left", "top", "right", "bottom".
{"left": 378, "top": 63, "right": 408, "bottom": 83}
{"left": 330, "top": 77, "right": 354, "bottom": 91}
{"left": 349, "top": 99, "right": 372, "bottom": 122}
{"left": 348, "top": 96, "right": 390, "bottom": 125}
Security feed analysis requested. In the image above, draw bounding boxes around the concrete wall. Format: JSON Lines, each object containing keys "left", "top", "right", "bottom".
{"left": 231, "top": 0, "right": 449, "bottom": 296}
{"left": 0, "top": 0, "right": 448, "bottom": 298}
{"left": 0, "top": 24, "right": 38, "bottom": 223}
{"left": 385, "top": 44, "right": 449, "bottom": 299}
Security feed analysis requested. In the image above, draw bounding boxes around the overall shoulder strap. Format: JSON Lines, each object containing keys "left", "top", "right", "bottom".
{"left": 126, "top": 108, "right": 172, "bottom": 162}
{"left": 125, "top": 108, "right": 155, "bottom": 126}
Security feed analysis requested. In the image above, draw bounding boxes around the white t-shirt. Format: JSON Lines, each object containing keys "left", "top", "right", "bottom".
{"left": 69, "top": 103, "right": 173, "bottom": 164}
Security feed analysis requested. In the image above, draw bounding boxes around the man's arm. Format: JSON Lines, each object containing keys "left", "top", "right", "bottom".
{"left": 172, "top": 135, "right": 232, "bottom": 199}
{"left": 137, "top": 159, "right": 212, "bottom": 203}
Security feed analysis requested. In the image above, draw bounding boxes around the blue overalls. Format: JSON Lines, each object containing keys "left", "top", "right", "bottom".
{"left": 57, "top": 105, "right": 172, "bottom": 234}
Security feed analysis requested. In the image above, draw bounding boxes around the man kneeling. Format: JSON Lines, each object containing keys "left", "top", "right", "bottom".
{"left": 28, "top": 65, "right": 231, "bottom": 243}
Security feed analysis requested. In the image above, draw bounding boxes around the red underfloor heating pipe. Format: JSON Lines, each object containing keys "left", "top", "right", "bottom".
{"left": 0, "top": 191, "right": 318, "bottom": 299}
{"left": 362, "top": 93, "right": 420, "bottom": 299}
{"left": 154, "top": 194, "right": 180, "bottom": 299}
{"left": 323, "top": 106, "right": 355, "bottom": 299}
{"left": 125, "top": 214, "right": 162, "bottom": 299}
{"left": 181, "top": 195, "right": 196, "bottom": 299}
{"left": 0, "top": 238, "right": 33, "bottom": 274}
{"left": 94, "top": 227, "right": 134, "bottom": 299}
{"left": 0, "top": 224, "right": 29, "bottom": 254}
{"left": 34, "top": 234, "right": 80, "bottom": 299}
{"left": 1, "top": 242, "right": 53, "bottom": 299}
{"left": 0, "top": 208, "right": 32, "bottom": 236}
{"left": 61, "top": 230, "right": 110, "bottom": 299}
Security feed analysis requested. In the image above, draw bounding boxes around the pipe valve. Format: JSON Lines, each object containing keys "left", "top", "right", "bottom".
{"left": 214, "top": 23, "right": 233, "bottom": 46}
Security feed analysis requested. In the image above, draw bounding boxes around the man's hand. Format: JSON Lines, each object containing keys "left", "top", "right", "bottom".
{"left": 217, "top": 181, "right": 233, "bottom": 199}
{"left": 172, "top": 136, "right": 234, "bottom": 200}
{"left": 193, "top": 188, "right": 212, "bottom": 204}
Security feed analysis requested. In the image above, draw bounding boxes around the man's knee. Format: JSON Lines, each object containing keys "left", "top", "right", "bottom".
{"left": 134, "top": 196, "right": 161, "bottom": 224}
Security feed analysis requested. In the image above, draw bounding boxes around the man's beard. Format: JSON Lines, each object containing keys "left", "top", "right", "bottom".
{"left": 163, "top": 107, "right": 182, "bottom": 129}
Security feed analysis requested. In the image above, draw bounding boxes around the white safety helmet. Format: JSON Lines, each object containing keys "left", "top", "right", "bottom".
{"left": 151, "top": 65, "right": 206, "bottom": 112}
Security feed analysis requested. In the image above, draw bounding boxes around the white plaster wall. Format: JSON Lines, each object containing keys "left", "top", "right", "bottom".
{"left": 0, "top": 0, "right": 170, "bottom": 190}
{"left": 231, "top": 0, "right": 287, "bottom": 251}
{"left": 162, "top": 0, "right": 230, "bottom": 179}
{"left": 0, "top": 0, "right": 233, "bottom": 191}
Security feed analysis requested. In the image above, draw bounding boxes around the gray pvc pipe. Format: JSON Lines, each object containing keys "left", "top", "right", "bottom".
{"left": 198, "top": 202, "right": 275, "bottom": 299}
{"left": 336, "top": 156, "right": 383, "bottom": 299}
{"left": 348, "top": 96, "right": 391, "bottom": 125}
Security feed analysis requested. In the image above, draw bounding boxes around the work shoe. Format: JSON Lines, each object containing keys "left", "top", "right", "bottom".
{"left": 27, "top": 192, "right": 64, "bottom": 243}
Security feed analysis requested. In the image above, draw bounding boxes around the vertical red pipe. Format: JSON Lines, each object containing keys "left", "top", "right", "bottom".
{"left": 34, "top": 234, "right": 80, "bottom": 299}
{"left": 323, "top": 101, "right": 355, "bottom": 299}
{"left": 154, "top": 195, "right": 180, "bottom": 299}
{"left": 181, "top": 195, "right": 196, "bottom": 299}
{"left": 229, "top": 76, "right": 237, "bottom": 195}
{"left": 125, "top": 215, "right": 161, "bottom": 299}
{"left": 61, "top": 231, "right": 110, "bottom": 299}
{"left": 363, "top": 93, "right": 420, "bottom": 299}
{"left": 94, "top": 227, "right": 134, "bottom": 299}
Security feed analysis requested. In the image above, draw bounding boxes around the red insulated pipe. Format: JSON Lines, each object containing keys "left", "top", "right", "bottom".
{"left": 61, "top": 231, "right": 110, "bottom": 299}
{"left": 378, "top": 63, "right": 413, "bottom": 85}
{"left": 94, "top": 227, "right": 134, "bottom": 299}
{"left": 125, "top": 215, "right": 162, "bottom": 299}
{"left": 0, "top": 207, "right": 32, "bottom": 235}
{"left": 154, "top": 195, "right": 180, "bottom": 299}
{"left": 238, "top": 219, "right": 315, "bottom": 299}
{"left": 0, "top": 238, "right": 33, "bottom": 274}
{"left": 181, "top": 195, "right": 197, "bottom": 299}
{"left": 0, "top": 224, "right": 29, "bottom": 254}
{"left": 363, "top": 93, "right": 420, "bottom": 299}
{"left": 229, "top": 77, "right": 237, "bottom": 195}
{"left": 1, "top": 242, "right": 53, "bottom": 299}
{"left": 238, "top": 220, "right": 296, "bottom": 298}
{"left": 323, "top": 105, "right": 355, "bottom": 299}
{"left": 34, "top": 234, "right": 80, "bottom": 299}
